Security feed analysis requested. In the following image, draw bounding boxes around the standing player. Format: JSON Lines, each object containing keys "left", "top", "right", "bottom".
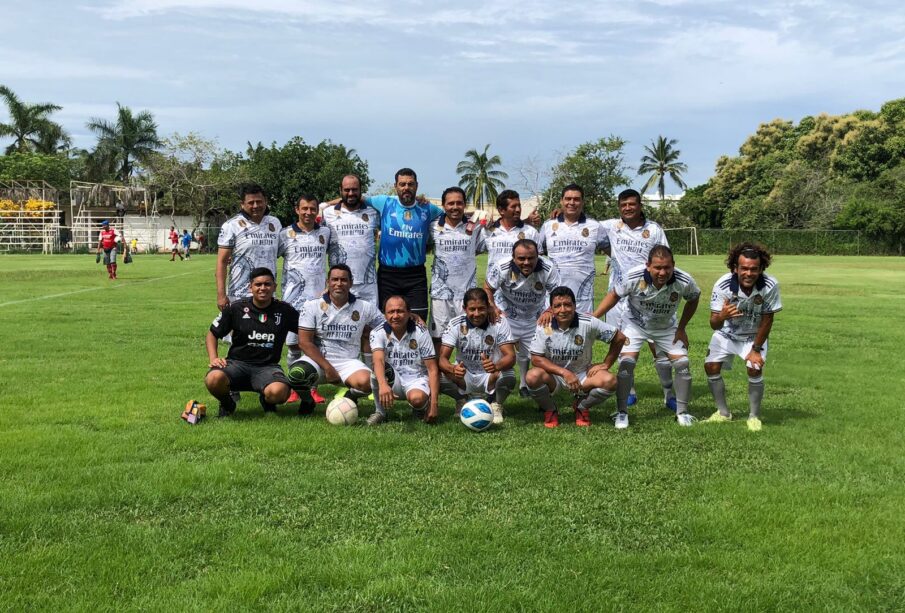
{"left": 279, "top": 194, "right": 333, "bottom": 405}
{"left": 169, "top": 225, "right": 183, "bottom": 261}
{"left": 484, "top": 189, "right": 540, "bottom": 272}
{"left": 537, "top": 184, "right": 609, "bottom": 314}
{"left": 599, "top": 188, "right": 672, "bottom": 409}
{"left": 96, "top": 220, "right": 121, "bottom": 279}
{"left": 484, "top": 238, "right": 561, "bottom": 399}
{"left": 593, "top": 245, "right": 701, "bottom": 427}
{"left": 322, "top": 175, "right": 380, "bottom": 305}
{"left": 704, "top": 243, "right": 782, "bottom": 432}
{"left": 205, "top": 267, "right": 298, "bottom": 416}
{"left": 368, "top": 296, "right": 440, "bottom": 425}
{"left": 439, "top": 289, "right": 517, "bottom": 425}
{"left": 216, "top": 183, "right": 282, "bottom": 311}
{"left": 290, "top": 264, "right": 384, "bottom": 415}
{"left": 428, "top": 186, "right": 486, "bottom": 350}
{"left": 366, "top": 168, "right": 443, "bottom": 321}
{"left": 181, "top": 229, "right": 192, "bottom": 260}
{"left": 526, "top": 287, "right": 625, "bottom": 428}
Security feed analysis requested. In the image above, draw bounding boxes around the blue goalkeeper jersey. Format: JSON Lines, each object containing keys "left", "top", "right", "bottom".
{"left": 369, "top": 195, "right": 442, "bottom": 268}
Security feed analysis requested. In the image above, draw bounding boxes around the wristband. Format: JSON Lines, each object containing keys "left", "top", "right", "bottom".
{"left": 752, "top": 344, "right": 764, "bottom": 352}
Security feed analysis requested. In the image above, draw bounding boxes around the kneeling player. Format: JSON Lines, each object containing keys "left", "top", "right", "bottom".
{"left": 289, "top": 264, "right": 384, "bottom": 415}
{"left": 205, "top": 267, "right": 299, "bottom": 416}
{"left": 705, "top": 242, "right": 781, "bottom": 432}
{"left": 593, "top": 245, "right": 700, "bottom": 427}
{"left": 526, "top": 287, "right": 625, "bottom": 428}
{"left": 439, "top": 288, "right": 517, "bottom": 425}
{"left": 368, "top": 296, "right": 440, "bottom": 425}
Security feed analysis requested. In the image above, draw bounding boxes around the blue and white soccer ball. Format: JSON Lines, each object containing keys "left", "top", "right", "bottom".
{"left": 459, "top": 399, "right": 494, "bottom": 432}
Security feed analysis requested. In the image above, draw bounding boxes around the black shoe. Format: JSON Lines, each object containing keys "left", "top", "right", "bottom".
{"left": 218, "top": 394, "right": 237, "bottom": 417}
{"left": 519, "top": 387, "right": 531, "bottom": 398}
{"left": 297, "top": 393, "right": 315, "bottom": 416}
{"left": 260, "top": 395, "right": 277, "bottom": 413}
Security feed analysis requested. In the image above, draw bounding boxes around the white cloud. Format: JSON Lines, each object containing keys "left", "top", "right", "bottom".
{"left": 0, "top": 48, "right": 153, "bottom": 80}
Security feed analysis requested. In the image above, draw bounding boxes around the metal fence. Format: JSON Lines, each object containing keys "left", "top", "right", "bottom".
{"left": 664, "top": 228, "right": 900, "bottom": 256}
{"left": 0, "top": 211, "right": 61, "bottom": 253}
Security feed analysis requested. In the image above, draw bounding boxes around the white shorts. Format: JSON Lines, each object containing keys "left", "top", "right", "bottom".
{"left": 389, "top": 374, "right": 431, "bottom": 399}
{"left": 551, "top": 370, "right": 589, "bottom": 395}
{"left": 507, "top": 318, "right": 536, "bottom": 360}
{"left": 705, "top": 334, "right": 768, "bottom": 370}
{"left": 429, "top": 299, "right": 463, "bottom": 339}
{"left": 622, "top": 322, "right": 688, "bottom": 357}
{"left": 453, "top": 369, "right": 516, "bottom": 395}
{"left": 297, "top": 356, "right": 371, "bottom": 384}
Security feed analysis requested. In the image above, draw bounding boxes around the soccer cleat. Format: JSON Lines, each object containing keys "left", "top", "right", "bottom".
{"left": 286, "top": 390, "right": 300, "bottom": 404}
{"left": 519, "top": 387, "right": 531, "bottom": 398}
{"left": 230, "top": 390, "right": 241, "bottom": 403}
{"left": 676, "top": 413, "right": 697, "bottom": 427}
{"left": 259, "top": 395, "right": 277, "bottom": 413}
{"left": 543, "top": 410, "right": 559, "bottom": 428}
{"left": 613, "top": 412, "right": 629, "bottom": 430}
{"left": 626, "top": 393, "right": 637, "bottom": 407}
{"left": 491, "top": 402, "right": 504, "bottom": 425}
{"left": 575, "top": 407, "right": 591, "bottom": 427}
{"left": 747, "top": 417, "right": 763, "bottom": 432}
{"left": 297, "top": 394, "right": 315, "bottom": 416}
{"left": 665, "top": 396, "right": 678, "bottom": 412}
{"left": 412, "top": 406, "right": 425, "bottom": 420}
{"left": 218, "top": 394, "right": 237, "bottom": 418}
{"left": 454, "top": 397, "right": 466, "bottom": 417}
{"left": 366, "top": 411, "right": 386, "bottom": 426}
{"left": 310, "top": 388, "right": 326, "bottom": 404}
{"left": 705, "top": 411, "right": 733, "bottom": 423}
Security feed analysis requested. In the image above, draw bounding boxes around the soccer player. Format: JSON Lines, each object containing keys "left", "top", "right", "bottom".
{"left": 279, "top": 194, "right": 333, "bottom": 405}
{"left": 439, "top": 288, "right": 517, "bottom": 425}
{"left": 96, "top": 220, "right": 121, "bottom": 279}
{"left": 322, "top": 175, "right": 380, "bottom": 305}
{"left": 484, "top": 189, "right": 540, "bottom": 272}
{"left": 484, "top": 238, "right": 561, "bottom": 399}
{"left": 168, "top": 225, "right": 183, "bottom": 261}
{"left": 366, "top": 168, "right": 443, "bottom": 321}
{"left": 537, "top": 184, "right": 609, "bottom": 314}
{"left": 704, "top": 242, "right": 782, "bottom": 432}
{"left": 181, "top": 229, "right": 192, "bottom": 259}
{"left": 205, "top": 267, "right": 299, "bottom": 416}
{"left": 216, "top": 183, "right": 282, "bottom": 311}
{"left": 428, "top": 186, "right": 486, "bottom": 350}
{"left": 290, "top": 264, "right": 384, "bottom": 415}
{"left": 368, "top": 296, "right": 440, "bottom": 425}
{"left": 599, "top": 188, "right": 672, "bottom": 409}
{"left": 593, "top": 245, "right": 701, "bottom": 428}
{"left": 526, "top": 287, "right": 625, "bottom": 428}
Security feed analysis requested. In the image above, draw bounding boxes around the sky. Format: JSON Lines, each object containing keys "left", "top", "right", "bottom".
{"left": 2, "top": 0, "right": 904, "bottom": 198}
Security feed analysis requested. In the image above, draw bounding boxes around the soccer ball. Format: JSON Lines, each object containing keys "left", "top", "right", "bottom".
{"left": 325, "top": 396, "right": 358, "bottom": 426}
{"left": 459, "top": 399, "right": 494, "bottom": 432}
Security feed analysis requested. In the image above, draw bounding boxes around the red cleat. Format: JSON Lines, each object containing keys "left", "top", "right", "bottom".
{"left": 310, "top": 388, "right": 325, "bottom": 404}
{"left": 287, "top": 390, "right": 300, "bottom": 404}
{"left": 575, "top": 407, "right": 591, "bottom": 427}
{"left": 544, "top": 410, "right": 559, "bottom": 428}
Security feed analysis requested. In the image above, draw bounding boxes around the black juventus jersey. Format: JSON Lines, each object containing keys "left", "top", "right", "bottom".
{"left": 210, "top": 298, "right": 299, "bottom": 365}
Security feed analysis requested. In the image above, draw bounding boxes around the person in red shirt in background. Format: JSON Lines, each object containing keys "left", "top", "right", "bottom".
{"left": 169, "top": 225, "right": 183, "bottom": 261}
{"left": 96, "top": 220, "right": 122, "bottom": 279}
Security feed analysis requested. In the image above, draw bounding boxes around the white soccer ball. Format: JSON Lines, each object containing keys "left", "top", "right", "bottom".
{"left": 325, "top": 397, "right": 358, "bottom": 426}
{"left": 459, "top": 399, "right": 494, "bottom": 432}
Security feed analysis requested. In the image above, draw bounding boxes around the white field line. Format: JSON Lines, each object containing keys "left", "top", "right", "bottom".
{"left": 0, "top": 270, "right": 204, "bottom": 308}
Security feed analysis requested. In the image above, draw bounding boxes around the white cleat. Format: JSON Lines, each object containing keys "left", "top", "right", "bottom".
{"left": 491, "top": 402, "right": 504, "bottom": 425}
{"left": 613, "top": 412, "right": 629, "bottom": 430}
{"left": 676, "top": 413, "right": 697, "bottom": 427}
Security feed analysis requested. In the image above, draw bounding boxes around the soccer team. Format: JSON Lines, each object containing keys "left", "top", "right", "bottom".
{"left": 204, "top": 168, "right": 781, "bottom": 431}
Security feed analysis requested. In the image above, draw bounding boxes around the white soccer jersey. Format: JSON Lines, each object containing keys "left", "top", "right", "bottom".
{"left": 537, "top": 214, "right": 608, "bottom": 312}
{"left": 322, "top": 203, "right": 380, "bottom": 296}
{"left": 484, "top": 219, "right": 539, "bottom": 271}
{"left": 599, "top": 218, "right": 669, "bottom": 289}
{"left": 429, "top": 215, "right": 486, "bottom": 301}
{"left": 529, "top": 313, "right": 618, "bottom": 374}
{"left": 615, "top": 265, "right": 701, "bottom": 330}
{"left": 486, "top": 256, "right": 561, "bottom": 322}
{"left": 710, "top": 272, "right": 782, "bottom": 341}
{"left": 299, "top": 294, "right": 384, "bottom": 360}
{"left": 369, "top": 320, "right": 436, "bottom": 381}
{"left": 218, "top": 212, "right": 282, "bottom": 300}
{"left": 441, "top": 314, "right": 515, "bottom": 373}
{"left": 278, "top": 222, "right": 332, "bottom": 310}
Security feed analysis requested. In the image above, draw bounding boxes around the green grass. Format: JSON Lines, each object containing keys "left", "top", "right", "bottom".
{"left": 1, "top": 253, "right": 904, "bottom": 611}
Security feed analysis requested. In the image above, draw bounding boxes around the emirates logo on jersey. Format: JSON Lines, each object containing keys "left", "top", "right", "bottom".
{"left": 582, "top": 228, "right": 589, "bottom": 238}
{"left": 670, "top": 292, "right": 679, "bottom": 302}
{"left": 351, "top": 310, "right": 360, "bottom": 321}
{"left": 574, "top": 334, "right": 584, "bottom": 346}
{"left": 409, "top": 339, "right": 418, "bottom": 349}
{"left": 642, "top": 229, "right": 650, "bottom": 239}
{"left": 318, "top": 235, "right": 325, "bottom": 244}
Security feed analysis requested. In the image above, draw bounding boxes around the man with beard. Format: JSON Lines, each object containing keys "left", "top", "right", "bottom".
{"left": 322, "top": 175, "right": 380, "bottom": 305}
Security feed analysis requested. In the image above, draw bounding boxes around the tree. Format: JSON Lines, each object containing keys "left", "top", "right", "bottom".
{"left": 543, "top": 136, "right": 630, "bottom": 219}
{"left": 0, "top": 85, "right": 68, "bottom": 155}
{"left": 456, "top": 144, "right": 508, "bottom": 210}
{"left": 638, "top": 136, "right": 688, "bottom": 201}
{"left": 86, "top": 103, "right": 162, "bottom": 182}
{"left": 0, "top": 152, "right": 74, "bottom": 192}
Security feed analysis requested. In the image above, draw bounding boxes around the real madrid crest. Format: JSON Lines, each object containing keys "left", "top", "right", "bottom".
{"left": 238, "top": 219, "right": 247, "bottom": 228}
{"left": 639, "top": 280, "right": 647, "bottom": 290}
{"left": 318, "top": 235, "right": 325, "bottom": 244}
{"left": 518, "top": 231, "right": 525, "bottom": 239}
{"left": 670, "top": 292, "right": 679, "bottom": 302}
{"left": 574, "top": 334, "right": 584, "bottom": 346}
{"left": 269, "top": 223, "right": 275, "bottom": 232}
{"left": 552, "top": 222, "right": 559, "bottom": 231}
{"left": 534, "top": 281, "right": 543, "bottom": 291}
{"left": 288, "top": 229, "right": 296, "bottom": 238}
{"left": 485, "top": 335, "right": 494, "bottom": 346}
{"left": 320, "top": 301, "right": 329, "bottom": 312}
{"left": 409, "top": 339, "right": 418, "bottom": 349}
{"left": 753, "top": 295, "right": 764, "bottom": 305}
{"left": 460, "top": 324, "right": 467, "bottom": 335}
{"left": 404, "top": 210, "right": 413, "bottom": 221}
{"left": 351, "top": 310, "right": 360, "bottom": 321}
{"left": 544, "top": 325, "right": 553, "bottom": 336}
{"left": 642, "top": 229, "right": 650, "bottom": 239}
{"left": 362, "top": 213, "right": 369, "bottom": 222}
{"left": 581, "top": 227, "right": 589, "bottom": 238}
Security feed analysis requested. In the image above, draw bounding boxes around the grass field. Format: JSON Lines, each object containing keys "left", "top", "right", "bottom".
{"left": 1, "top": 253, "right": 904, "bottom": 611}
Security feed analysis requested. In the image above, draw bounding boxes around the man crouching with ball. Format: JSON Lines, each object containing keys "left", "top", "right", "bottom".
{"left": 205, "top": 267, "right": 299, "bottom": 417}
{"left": 367, "top": 296, "right": 440, "bottom": 425}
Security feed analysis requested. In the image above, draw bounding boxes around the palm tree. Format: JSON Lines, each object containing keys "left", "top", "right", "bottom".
{"left": 456, "top": 144, "right": 508, "bottom": 210}
{"left": 638, "top": 136, "right": 688, "bottom": 202}
{"left": 0, "top": 85, "right": 68, "bottom": 154}
{"left": 87, "top": 103, "right": 162, "bottom": 182}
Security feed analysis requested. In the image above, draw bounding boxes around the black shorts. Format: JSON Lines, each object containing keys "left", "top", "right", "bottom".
{"left": 378, "top": 264, "right": 428, "bottom": 315}
{"left": 210, "top": 361, "right": 289, "bottom": 392}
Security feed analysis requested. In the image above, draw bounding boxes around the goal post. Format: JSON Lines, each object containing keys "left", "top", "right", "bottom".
{"left": 663, "top": 226, "right": 699, "bottom": 256}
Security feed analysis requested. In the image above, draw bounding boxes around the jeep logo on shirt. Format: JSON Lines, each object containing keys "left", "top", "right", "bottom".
{"left": 249, "top": 330, "right": 275, "bottom": 342}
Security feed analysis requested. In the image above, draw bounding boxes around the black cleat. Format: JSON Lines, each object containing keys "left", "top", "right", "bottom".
{"left": 297, "top": 393, "right": 315, "bottom": 416}
{"left": 218, "top": 393, "right": 237, "bottom": 418}
{"left": 259, "top": 395, "right": 277, "bottom": 413}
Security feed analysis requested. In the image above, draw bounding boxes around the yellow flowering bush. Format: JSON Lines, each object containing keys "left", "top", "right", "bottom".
{"left": 24, "top": 199, "right": 56, "bottom": 217}
{"left": 0, "top": 199, "right": 18, "bottom": 212}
